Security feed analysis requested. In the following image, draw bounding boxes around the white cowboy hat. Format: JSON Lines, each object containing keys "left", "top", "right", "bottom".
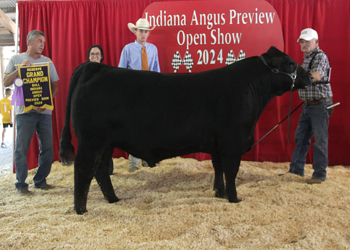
{"left": 128, "top": 18, "right": 155, "bottom": 33}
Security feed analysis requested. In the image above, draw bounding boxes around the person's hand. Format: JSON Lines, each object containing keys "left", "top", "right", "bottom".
{"left": 35, "top": 107, "right": 46, "bottom": 113}
{"left": 21, "top": 59, "right": 33, "bottom": 66}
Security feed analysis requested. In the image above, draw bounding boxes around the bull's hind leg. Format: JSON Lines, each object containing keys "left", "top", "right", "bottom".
{"left": 221, "top": 154, "right": 242, "bottom": 203}
{"left": 212, "top": 153, "right": 226, "bottom": 198}
{"left": 74, "top": 148, "right": 97, "bottom": 214}
{"left": 95, "top": 147, "right": 119, "bottom": 203}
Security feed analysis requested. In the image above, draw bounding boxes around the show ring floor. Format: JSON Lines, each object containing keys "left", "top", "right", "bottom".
{"left": 0, "top": 126, "right": 14, "bottom": 177}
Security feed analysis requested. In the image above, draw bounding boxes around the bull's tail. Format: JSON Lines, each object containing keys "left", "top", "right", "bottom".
{"left": 59, "top": 63, "right": 86, "bottom": 165}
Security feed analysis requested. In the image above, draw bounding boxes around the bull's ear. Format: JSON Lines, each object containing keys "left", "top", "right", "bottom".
{"left": 267, "top": 46, "right": 278, "bottom": 54}
{"left": 266, "top": 46, "right": 285, "bottom": 58}
{"left": 271, "top": 57, "right": 282, "bottom": 68}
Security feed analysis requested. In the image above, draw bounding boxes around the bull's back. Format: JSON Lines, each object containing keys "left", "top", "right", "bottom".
{"left": 72, "top": 65, "right": 221, "bottom": 123}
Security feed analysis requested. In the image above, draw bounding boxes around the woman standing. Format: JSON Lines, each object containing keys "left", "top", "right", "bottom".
{"left": 86, "top": 45, "right": 113, "bottom": 175}
{"left": 87, "top": 44, "right": 104, "bottom": 63}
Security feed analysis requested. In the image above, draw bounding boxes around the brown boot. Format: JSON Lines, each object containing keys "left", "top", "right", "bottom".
{"left": 307, "top": 177, "right": 325, "bottom": 184}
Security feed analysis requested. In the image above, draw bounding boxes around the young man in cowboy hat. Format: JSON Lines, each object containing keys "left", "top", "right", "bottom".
{"left": 288, "top": 28, "right": 333, "bottom": 184}
{"left": 118, "top": 18, "right": 160, "bottom": 172}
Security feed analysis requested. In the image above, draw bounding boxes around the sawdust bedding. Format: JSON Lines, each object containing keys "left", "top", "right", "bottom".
{"left": 0, "top": 157, "right": 349, "bottom": 250}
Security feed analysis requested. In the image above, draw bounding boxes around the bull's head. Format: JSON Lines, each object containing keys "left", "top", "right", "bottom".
{"left": 260, "top": 46, "right": 312, "bottom": 95}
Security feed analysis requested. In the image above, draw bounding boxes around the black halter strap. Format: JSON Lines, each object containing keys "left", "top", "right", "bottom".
{"left": 258, "top": 55, "right": 299, "bottom": 152}
{"left": 259, "top": 55, "right": 297, "bottom": 90}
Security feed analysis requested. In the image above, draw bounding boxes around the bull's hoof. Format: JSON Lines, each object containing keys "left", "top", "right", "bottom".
{"left": 108, "top": 196, "right": 119, "bottom": 203}
{"left": 228, "top": 197, "right": 242, "bottom": 203}
{"left": 214, "top": 189, "right": 226, "bottom": 199}
{"left": 75, "top": 207, "right": 88, "bottom": 215}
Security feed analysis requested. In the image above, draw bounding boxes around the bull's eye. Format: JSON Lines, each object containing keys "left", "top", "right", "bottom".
{"left": 288, "top": 63, "right": 296, "bottom": 71}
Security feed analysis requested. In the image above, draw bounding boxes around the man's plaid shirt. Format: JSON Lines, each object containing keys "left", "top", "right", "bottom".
{"left": 298, "top": 46, "right": 333, "bottom": 101}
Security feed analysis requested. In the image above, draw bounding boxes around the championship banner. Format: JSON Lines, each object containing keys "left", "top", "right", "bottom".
{"left": 143, "top": 0, "right": 284, "bottom": 73}
{"left": 16, "top": 63, "right": 53, "bottom": 112}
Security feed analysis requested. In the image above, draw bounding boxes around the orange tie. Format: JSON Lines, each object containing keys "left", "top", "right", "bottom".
{"left": 142, "top": 46, "right": 149, "bottom": 71}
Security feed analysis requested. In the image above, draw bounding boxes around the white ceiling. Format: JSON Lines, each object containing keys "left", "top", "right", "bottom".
{"left": 0, "top": 0, "right": 17, "bottom": 47}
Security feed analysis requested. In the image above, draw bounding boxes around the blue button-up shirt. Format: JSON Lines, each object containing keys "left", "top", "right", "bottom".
{"left": 118, "top": 41, "right": 160, "bottom": 72}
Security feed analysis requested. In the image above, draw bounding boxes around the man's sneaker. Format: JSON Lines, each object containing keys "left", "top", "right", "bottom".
{"left": 307, "top": 177, "right": 325, "bottom": 184}
{"left": 129, "top": 166, "right": 138, "bottom": 173}
{"left": 17, "top": 188, "right": 34, "bottom": 196}
{"left": 142, "top": 161, "right": 150, "bottom": 167}
{"left": 1, "top": 143, "right": 6, "bottom": 148}
{"left": 35, "top": 183, "right": 54, "bottom": 190}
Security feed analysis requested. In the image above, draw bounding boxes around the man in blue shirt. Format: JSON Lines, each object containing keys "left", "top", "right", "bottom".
{"left": 288, "top": 28, "right": 333, "bottom": 184}
{"left": 118, "top": 18, "right": 160, "bottom": 172}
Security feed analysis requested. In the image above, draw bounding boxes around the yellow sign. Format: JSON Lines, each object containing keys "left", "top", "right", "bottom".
{"left": 17, "top": 63, "right": 53, "bottom": 112}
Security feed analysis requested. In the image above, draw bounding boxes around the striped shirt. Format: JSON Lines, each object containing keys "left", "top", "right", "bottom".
{"left": 298, "top": 47, "right": 332, "bottom": 101}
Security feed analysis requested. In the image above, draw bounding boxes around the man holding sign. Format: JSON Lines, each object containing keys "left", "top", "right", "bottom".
{"left": 3, "top": 30, "right": 59, "bottom": 195}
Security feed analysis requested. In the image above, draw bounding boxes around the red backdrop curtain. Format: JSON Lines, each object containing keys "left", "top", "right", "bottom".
{"left": 17, "top": 0, "right": 350, "bottom": 171}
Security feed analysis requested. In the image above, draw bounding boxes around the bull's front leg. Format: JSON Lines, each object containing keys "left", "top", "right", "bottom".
{"left": 211, "top": 153, "right": 226, "bottom": 198}
{"left": 221, "top": 154, "right": 242, "bottom": 203}
{"left": 95, "top": 154, "right": 119, "bottom": 203}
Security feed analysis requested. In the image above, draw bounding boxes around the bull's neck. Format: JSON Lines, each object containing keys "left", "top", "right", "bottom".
{"left": 255, "top": 57, "right": 277, "bottom": 117}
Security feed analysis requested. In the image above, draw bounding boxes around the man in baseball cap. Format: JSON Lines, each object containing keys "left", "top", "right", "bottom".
{"left": 288, "top": 28, "right": 333, "bottom": 184}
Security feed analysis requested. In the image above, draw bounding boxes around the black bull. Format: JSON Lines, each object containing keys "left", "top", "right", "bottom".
{"left": 60, "top": 46, "right": 312, "bottom": 214}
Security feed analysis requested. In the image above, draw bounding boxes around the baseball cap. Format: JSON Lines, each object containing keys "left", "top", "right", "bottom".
{"left": 297, "top": 28, "right": 318, "bottom": 42}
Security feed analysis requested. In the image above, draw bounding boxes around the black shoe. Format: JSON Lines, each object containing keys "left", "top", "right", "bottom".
{"left": 35, "top": 183, "right": 54, "bottom": 190}
{"left": 17, "top": 188, "right": 34, "bottom": 196}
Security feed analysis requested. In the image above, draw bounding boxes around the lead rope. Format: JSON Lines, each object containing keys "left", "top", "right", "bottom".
{"left": 287, "top": 83, "right": 295, "bottom": 154}
{"left": 252, "top": 100, "right": 303, "bottom": 147}
{"left": 253, "top": 56, "right": 301, "bottom": 148}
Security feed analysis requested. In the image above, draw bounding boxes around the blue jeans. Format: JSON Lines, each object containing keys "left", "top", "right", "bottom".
{"left": 289, "top": 101, "right": 333, "bottom": 180}
{"left": 15, "top": 112, "right": 53, "bottom": 189}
